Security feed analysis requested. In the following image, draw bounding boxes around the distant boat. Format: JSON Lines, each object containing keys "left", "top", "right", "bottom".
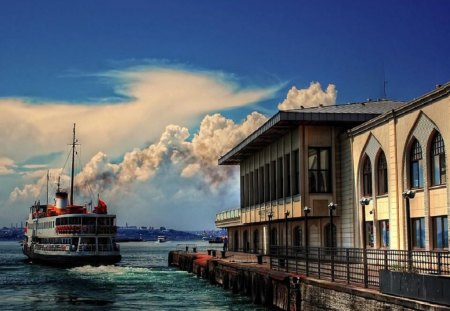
{"left": 22, "top": 124, "right": 121, "bottom": 266}
{"left": 157, "top": 236, "right": 166, "bottom": 243}
{"left": 208, "top": 237, "right": 224, "bottom": 244}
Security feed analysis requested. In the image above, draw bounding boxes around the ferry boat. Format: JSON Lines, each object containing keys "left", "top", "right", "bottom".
{"left": 22, "top": 124, "right": 121, "bottom": 266}
{"left": 157, "top": 236, "right": 166, "bottom": 243}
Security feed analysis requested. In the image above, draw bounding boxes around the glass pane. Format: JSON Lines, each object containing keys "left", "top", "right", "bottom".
{"left": 308, "top": 149, "right": 318, "bottom": 169}
{"left": 366, "top": 222, "right": 374, "bottom": 247}
{"left": 418, "top": 160, "right": 424, "bottom": 188}
{"left": 411, "top": 162, "right": 419, "bottom": 188}
{"left": 320, "top": 149, "right": 329, "bottom": 169}
{"left": 320, "top": 171, "right": 329, "bottom": 192}
{"left": 444, "top": 217, "right": 448, "bottom": 248}
{"left": 433, "top": 155, "right": 441, "bottom": 185}
{"left": 436, "top": 217, "right": 443, "bottom": 249}
{"left": 420, "top": 218, "right": 425, "bottom": 248}
{"left": 414, "top": 219, "right": 421, "bottom": 247}
{"left": 309, "top": 171, "right": 318, "bottom": 193}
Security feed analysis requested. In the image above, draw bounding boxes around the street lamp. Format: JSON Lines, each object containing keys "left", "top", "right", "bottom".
{"left": 268, "top": 211, "right": 273, "bottom": 269}
{"left": 285, "top": 210, "right": 290, "bottom": 272}
{"left": 359, "top": 197, "right": 371, "bottom": 288}
{"left": 359, "top": 197, "right": 371, "bottom": 249}
{"left": 304, "top": 206, "right": 311, "bottom": 249}
{"left": 402, "top": 189, "right": 415, "bottom": 271}
{"left": 328, "top": 202, "right": 337, "bottom": 281}
{"left": 328, "top": 202, "right": 337, "bottom": 247}
{"left": 304, "top": 206, "right": 311, "bottom": 276}
{"left": 402, "top": 190, "right": 415, "bottom": 251}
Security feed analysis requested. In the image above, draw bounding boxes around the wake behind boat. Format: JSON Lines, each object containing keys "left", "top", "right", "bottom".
{"left": 22, "top": 124, "right": 121, "bottom": 266}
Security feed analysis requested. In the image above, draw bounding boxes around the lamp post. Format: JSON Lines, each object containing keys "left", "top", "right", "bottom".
{"left": 328, "top": 202, "right": 337, "bottom": 247}
{"left": 402, "top": 189, "right": 415, "bottom": 271}
{"left": 359, "top": 197, "right": 371, "bottom": 249}
{"left": 285, "top": 210, "right": 290, "bottom": 272}
{"left": 268, "top": 211, "right": 273, "bottom": 269}
{"left": 359, "top": 197, "right": 371, "bottom": 288}
{"left": 328, "top": 202, "right": 337, "bottom": 281}
{"left": 304, "top": 206, "right": 311, "bottom": 276}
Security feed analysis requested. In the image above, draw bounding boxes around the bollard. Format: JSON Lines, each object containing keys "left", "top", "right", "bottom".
{"left": 193, "top": 247, "right": 197, "bottom": 253}
{"left": 221, "top": 250, "right": 226, "bottom": 258}
{"left": 212, "top": 250, "right": 217, "bottom": 257}
{"left": 185, "top": 246, "right": 189, "bottom": 252}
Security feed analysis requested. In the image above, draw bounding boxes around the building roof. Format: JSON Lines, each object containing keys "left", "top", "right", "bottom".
{"left": 348, "top": 81, "right": 450, "bottom": 136}
{"left": 219, "top": 100, "right": 405, "bottom": 165}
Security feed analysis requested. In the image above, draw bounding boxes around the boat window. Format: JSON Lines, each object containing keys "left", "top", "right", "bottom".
{"left": 68, "top": 217, "right": 81, "bottom": 224}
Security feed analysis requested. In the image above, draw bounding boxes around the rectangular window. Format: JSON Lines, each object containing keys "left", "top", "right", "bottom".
{"left": 308, "top": 147, "right": 331, "bottom": 193}
{"left": 259, "top": 166, "right": 264, "bottom": 204}
{"left": 433, "top": 216, "right": 448, "bottom": 249}
{"left": 412, "top": 218, "right": 425, "bottom": 249}
{"left": 366, "top": 222, "right": 374, "bottom": 248}
{"left": 285, "top": 154, "right": 291, "bottom": 197}
{"left": 254, "top": 170, "right": 259, "bottom": 205}
{"left": 293, "top": 149, "right": 300, "bottom": 195}
{"left": 271, "top": 161, "right": 276, "bottom": 200}
{"left": 265, "top": 164, "right": 270, "bottom": 202}
{"left": 240, "top": 175, "right": 244, "bottom": 208}
{"left": 245, "top": 174, "right": 249, "bottom": 207}
{"left": 249, "top": 172, "right": 254, "bottom": 206}
{"left": 379, "top": 220, "right": 390, "bottom": 248}
{"left": 277, "top": 157, "right": 283, "bottom": 199}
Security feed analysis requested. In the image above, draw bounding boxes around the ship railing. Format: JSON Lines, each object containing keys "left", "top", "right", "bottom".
{"left": 78, "top": 244, "right": 96, "bottom": 252}
{"left": 56, "top": 225, "right": 117, "bottom": 235}
{"left": 35, "top": 243, "right": 70, "bottom": 252}
{"left": 98, "top": 244, "right": 113, "bottom": 252}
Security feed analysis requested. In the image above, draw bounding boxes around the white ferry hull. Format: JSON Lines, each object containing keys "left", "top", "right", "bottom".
{"left": 23, "top": 242, "right": 121, "bottom": 267}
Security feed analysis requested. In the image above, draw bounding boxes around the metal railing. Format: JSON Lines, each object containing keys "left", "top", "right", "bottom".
{"left": 270, "top": 246, "right": 450, "bottom": 289}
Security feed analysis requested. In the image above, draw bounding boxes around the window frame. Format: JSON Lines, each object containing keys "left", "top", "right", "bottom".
{"left": 377, "top": 152, "right": 388, "bottom": 195}
{"left": 412, "top": 217, "right": 426, "bottom": 249}
{"left": 379, "top": 219, "right": 390, "bottom": 248}
{"left": 362, "top": 156, "right": 372, "bottom": 196}
{"left": 409, "top": 139, "right": 424, "bottom": 189}
{"left": 433, "top": 216, "right": 448, "bottom": 250}
{"left": 430, "top": 132, "right": 446, "bottom": 186}
{"left": 308, "top": 147, "right": 332, "bottom": 193}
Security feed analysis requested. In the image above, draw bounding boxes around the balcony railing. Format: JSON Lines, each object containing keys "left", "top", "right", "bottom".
{"left": 270, "top": 246, "right": 450, "bottom": 289}
{"left": 215, "top": 208, "right": 241, "bottom": 222}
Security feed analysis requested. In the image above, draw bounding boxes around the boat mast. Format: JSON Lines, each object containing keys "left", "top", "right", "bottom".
{"left": 70, "top": 123, "right": 76, "bottom": 205}
{"left": 46, "top": 170, "right": 49, "bottom": 206}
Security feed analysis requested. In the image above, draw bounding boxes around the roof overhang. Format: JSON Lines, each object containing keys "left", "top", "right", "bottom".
{"left": 219, "top": 110, "right": 380, "bottom": 165}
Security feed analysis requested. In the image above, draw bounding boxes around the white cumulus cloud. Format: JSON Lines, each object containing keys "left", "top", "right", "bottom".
{"left": 278, "top": 82, "right": 337, "bottom": 110}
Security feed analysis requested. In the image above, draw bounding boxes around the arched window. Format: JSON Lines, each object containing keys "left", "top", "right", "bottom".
{"left": 410, "top": 139, "right": 423, "bottom": 188}
{"left": 253, "top": 229, "right": 259, "bottom": 253}
{"left": 431, "top": 132, "right": 446, "bottom": 186}
{"left": 293, "top": 226, "right": 302, "bottom": 247}
{"left": 270, "top": 228, "right": 278, "bottom": 246}
{"left": 362, "top": 156, "right": 372, "bottom": 196}
{"left": 377, "top": 152, "right": 388, "bottom": 195}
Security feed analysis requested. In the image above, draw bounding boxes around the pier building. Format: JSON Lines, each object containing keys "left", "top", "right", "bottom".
{"left": 216, "top": 82, "right": 449, "bottom": 254}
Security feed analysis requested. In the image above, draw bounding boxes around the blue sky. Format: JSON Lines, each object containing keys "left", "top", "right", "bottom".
{"left": 1, "top": 1, "right": 449, "bottom": 229}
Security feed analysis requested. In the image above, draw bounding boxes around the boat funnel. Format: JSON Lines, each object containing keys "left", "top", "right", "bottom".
{"left": 55, "top": 191, "right": 68, "bottom": 209}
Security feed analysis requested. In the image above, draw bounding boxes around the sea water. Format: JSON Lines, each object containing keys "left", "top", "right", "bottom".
{"left": 0, "top": 241, "right": 269, "bottom": 310}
